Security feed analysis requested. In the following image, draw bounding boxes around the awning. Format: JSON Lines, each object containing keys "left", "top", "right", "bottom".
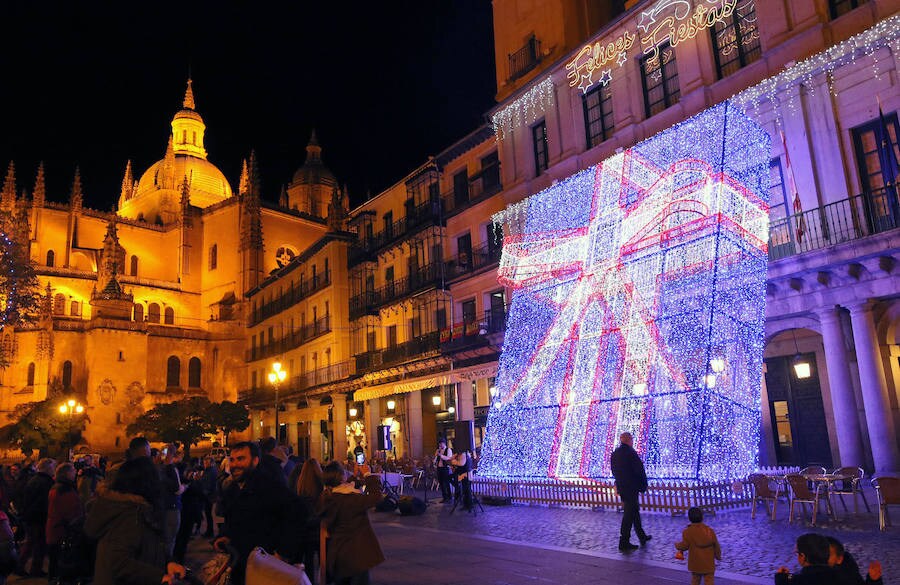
{"left": 352, "top": 362, "right": 500, "bottom": 402}
{"left": 353, "top": 374, "right": 453, "bottom": 402}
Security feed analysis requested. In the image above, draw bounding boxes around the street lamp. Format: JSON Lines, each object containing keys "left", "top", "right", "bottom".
{"left": 58, "top": 398, "right": 85, "bottom": 461}
{"left": 268, "top": 362, "right": 287, "bottom": 443}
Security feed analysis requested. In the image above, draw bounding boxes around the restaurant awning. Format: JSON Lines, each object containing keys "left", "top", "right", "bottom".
{"left": 352, "top": 362, "right": 499, "bottom": 402}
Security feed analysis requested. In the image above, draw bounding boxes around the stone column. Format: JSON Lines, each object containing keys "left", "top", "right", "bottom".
{"left": 309, "top": 414, "right": 323, "bottom": 461}
{"left": 332, "top": 393, "right": 349, "bottom": 464}
{"left": 367, "top": 398, "right": 381, "bottom": 456}
{"left": 848, "top": 301, "right": 900, "bottom": 472}
{"left": 286, "top": 405, "right": 299, "bottom": 454}
{"left": 406, "top": 391, "right": 424, "bottom": 460}
{"left": 457, "top": 381, "right": 475, "bottom": 422}
{"left": 816, "top": 306, "right": 866, "bottom": 466}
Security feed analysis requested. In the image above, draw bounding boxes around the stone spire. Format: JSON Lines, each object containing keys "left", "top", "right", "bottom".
{"left": 120, "top": 160, "right": 134, "bottom": 205}
{"left": 2, "top": 161, "right": 16, "bottom": 211}
{"left": 69, "top": 167, "right": 83, "bottom": 212}
{"left": 161, "top": 136, "right": 176, "bottom": 190}
{"left": 328, "top": 183, "right": 349, "bottom": 231}
{"left": 32, "top": 162, "right": 46, "bottom": 208}
{"left": 183, "top": 77, "right": 195, "bottom": 110}
{"left": 305, "top": 130, "right": 322, "bottom": 163}
{"left": 248, "top": 150, "right": 261, "bottom": 198}
{"left": 279, "top": 184, "right": 288, "bottom": 207}
{"left": 238, "top": 159, "right": 250, "bottom": 196}
{"left": 91, "top": 218, "right": 133, "bottom": 319}
{"left": 180, "top": 173, "right": 193, "bottom": 227}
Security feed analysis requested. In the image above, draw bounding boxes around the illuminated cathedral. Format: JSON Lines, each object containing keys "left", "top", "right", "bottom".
{"left": 0, "top": 80, "right": 346, "bottom": 453}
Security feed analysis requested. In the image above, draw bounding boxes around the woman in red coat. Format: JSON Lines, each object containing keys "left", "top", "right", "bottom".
{"left": 46, "top": 463, "right": 83, "bottom": 582}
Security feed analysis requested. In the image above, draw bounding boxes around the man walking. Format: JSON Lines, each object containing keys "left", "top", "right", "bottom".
{"left": 610, "top": 432, "right": 651, "bottom": 552}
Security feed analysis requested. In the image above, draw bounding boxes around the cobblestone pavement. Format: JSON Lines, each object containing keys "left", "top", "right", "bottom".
{"left": 366, "top": 486, "right": 899, "bottom": 582}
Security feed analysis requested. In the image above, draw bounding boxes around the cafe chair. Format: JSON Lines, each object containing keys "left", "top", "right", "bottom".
{"left": 830, "top": 466, "right": 870, "bottom": 513}
{"left": 748, "top": 473, "right": 779, "bottom": 520}
{"left": 799, "top": 465, "right": 827, "bottom": 476}
{"left": 785, "top": 473, "right": 826, "bottom": 526}
{"left": 872, "top": 476, "right": 900, "bottom": 531}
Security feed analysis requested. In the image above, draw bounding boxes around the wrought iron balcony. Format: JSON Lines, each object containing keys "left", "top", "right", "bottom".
{"left": 350, "top": 199, "right": 444, "bottom": 264}
{"left": 768, "top": 188, "right": 898, "bottom": 261}
{"left": 348, "top": 262, "right": 444, "bottom": 319}
{"left": 508, "top": 35, "right": 542, "bottom": 82}
{"left": 442, "top": 169, "right": 503, "bottom": 217}
{"left": 246, "top": 315, "right": 332, "bottom": 362}
{"left": 355, "top": 331, "right": 441, "bottom": 374}
{"left": 445, "top": 241, "right": 503, "bottom": 280}
{"left": 249, "top": 270, "right": 331, "bottom": 326}
{"left": 440, "top": 309, "right": 507, "bottom": 351}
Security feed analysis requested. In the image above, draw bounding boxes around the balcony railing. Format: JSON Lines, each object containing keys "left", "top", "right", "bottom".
{"left": 768, "top": 189, "right": 897, "bottom": 261}
{"left": 351, "top": 199, "right": 444, "bottom": 264}
{"left": 440, "top": 309, "right": 507, "bottom": 351}
{"left": 349, "top": 262, "right": 444, "bottom": 319}
{"left": 442, "top": 170, "right": 503, "bottom": 216}
{"left": 250, "top": 270, "right": 331, "bottom": 326}
{"left": 508, "top": 35, "right": 542, "bottom": 82}
{"left": 246, "top": 315, "right": 332, "bottom": 362}
{"left": 445, "top": 241, "right": 503, "bottom": 279}
{"left": 355, "top": 331, "right": 441, "bottom": 374}
{"left": 293, "top": 361, "right": 352, "bottom": 392}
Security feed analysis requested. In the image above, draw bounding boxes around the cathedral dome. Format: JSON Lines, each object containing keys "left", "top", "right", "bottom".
{"left": 136, "top": 154, "right": 233, "bottom": 207}
{"left": 291, "top": 130, "right": 337, "bottom": 188}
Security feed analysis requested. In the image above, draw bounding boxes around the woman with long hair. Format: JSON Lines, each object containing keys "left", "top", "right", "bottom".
{"left": 293, "top": 459, "right": 324, "bottom": 584}
{"left": 84, "top": 457, "right": 186, "bottom": 585}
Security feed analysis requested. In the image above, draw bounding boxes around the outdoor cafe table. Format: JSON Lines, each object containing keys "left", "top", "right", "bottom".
{"left": 802, "top": 473, "right": 855, "bottom": 519}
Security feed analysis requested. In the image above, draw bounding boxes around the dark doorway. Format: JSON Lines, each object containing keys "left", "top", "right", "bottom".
{"left": 764, "top": 352, "right": 833, "bottom": 468}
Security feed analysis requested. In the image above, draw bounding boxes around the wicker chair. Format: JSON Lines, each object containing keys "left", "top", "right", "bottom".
{"left": 748, "top": 474, "right": 780, "bottom": 520}
{"left": 785, "top": 473, "right": 826, "bottom": 526}
{"left": 872, "top": 476, "right": 900, "bottom": 531}
{"left": 830, "top": 466, "right": 870, "bottom": 513}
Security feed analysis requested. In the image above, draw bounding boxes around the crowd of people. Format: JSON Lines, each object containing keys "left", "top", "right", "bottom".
{"left": 0, "top": 438, "right": 388, "bottom": 585}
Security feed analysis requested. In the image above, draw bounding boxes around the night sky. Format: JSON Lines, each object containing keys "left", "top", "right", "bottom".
{"left": 0, "top": 1, "right": 496, "bottom": 210}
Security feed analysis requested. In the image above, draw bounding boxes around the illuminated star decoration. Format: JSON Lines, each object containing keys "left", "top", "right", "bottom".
{"left": 637, "top": 9, "right": 657, "bottom": 34}
{"left": 578, "top": 71, "right": 595, "bottom": 93}
{"left": 616, "top": 51, "right": 628, "bottom": 67}
{"left": 650, "top": 69, "right": 662, "bottom": 82}
{"left": 598, "top": 69, "right": 613, "bottom": 87}
{"left": 478, "top": 101, "right": 771, "bottom": 484}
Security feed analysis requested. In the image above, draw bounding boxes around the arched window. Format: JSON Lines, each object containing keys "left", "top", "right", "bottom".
{"left": 46, "top": 250, "right": 55, "bottom": 267}
{"left": 130, "top": 255, "right": 139, "bottom": 276}
{"left": 53, "top": 294, "right": 66, "bottom": 315}
{"left": 188, "top": 357, "right": 201, "bottom": 388}
{"left": 148, "top": 303, "right": 161, "bottom": 324}
{"left": 208, "top": 244, "right": 217, "bottom": 271}
{"left": 166, "top": 356, "right": 181, "bottom": 388}
{"left": 70, "top": 301, "right": 81, "bottom": 317}
{"left": 164, "top": 307, "right": 175, "bottom": 325}
{"left": 133, "top": 303, "right": 144, "bottom": 322}
{"left": 26, "top": 362, "right": 35, "bottom": 386}
{"left": 62, "top": 360, "right": 73, "bottom": 389}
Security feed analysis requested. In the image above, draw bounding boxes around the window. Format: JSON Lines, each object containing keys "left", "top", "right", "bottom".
{"left": 188, "top": 357, "right": 201, "bottom": 388}
{"left": 383, "top": 211, "right": 393, "bottom": 240}
{"left": 641, "top": 43, "right": 680, "bottom": 117}
{"left": 62, "top": 360, "right": 73, "bottom": 389}
{"left": 768, "top": 158, "right": 790, "bottom": 222}
{"left": 532, "top": 120, "right": 549, "bottom": 176}
{"left": 164, "top": 307, "right": 175, "bottom": 325}
{"left": 133, "top": 303, "right": 144, "bottom": 322}
{"left": 436, "top": 308, "right": 447, "bottom": 331}
{"left": 386, "top": 325, "right": 398, "bottom": 348}
{"left": 46, "top": 250, "right": 55, "bottom": 267}
{"left": 385, "top": 266, "right": 395, "bottom": 296}
{"left": 829, "top": 0, "right": 866, "bottom": 19}
{"left": 453, "top": 170, "right": 469, "bottom": 207}
{"left": 852, "top": 113, "right": 900, "bottom": 230}
{"left": 457, "top": 233, "right": 472, "bottom": 270}
{"left": 208, "top": 244, "right": 218, "bottom": 271}
{"left": 53, "top": 294, "right": 66, "bottom": 316}
{"left": 166, "top": 356, "right": 181, "bottom": 388}
{"left": 366, "top": 330, "right": 376, "bottom": 352}
{"left": 130, "top": 255, "right": 139, "bottom": 276}
{"left": 462, "top": 299, "right": 477, "bottom": 324}
{"left": 481, "top": 152, "right": 501, "bottom": 193}
{"left": 147, "top": 303, "right": 161, "bottom": 324}
{"left": 583, "top": 82, "right": 614, "bottom": 148}
{"left": 487, "top": 221, "right": 504, "bottom": 259}
{"left": 27, "top": 362, "right": 35, "bottom": 386}
{"left": 70, "top": 300, "right": 81, "bottom": 317}
{"left": 711, "top": 0, "right": 761, "bottom": 79}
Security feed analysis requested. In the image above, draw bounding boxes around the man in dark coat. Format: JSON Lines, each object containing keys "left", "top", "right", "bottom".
{"left": 17, "top": 458, "right": 56, "bottom": 577}
{"left": 214, "top": 441, "right": 299, "bottom": 585}
{"left": 610, "top": 432, "right": 650, "bottom": 552}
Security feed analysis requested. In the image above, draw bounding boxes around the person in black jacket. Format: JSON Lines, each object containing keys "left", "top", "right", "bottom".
{"left": 214, "top": 441, "right": 299, "bottom": 585}
{"left": 16, "top": 458, "right": 56, "bottom": 577}
{"left": 775, "top": 533, "right": 837, "bottom": 584}
{"left": 610, "top": 432, "right": 650, "bottom": 552}
{"left": 827, "top": 536, "right": 883, "bottom": 584}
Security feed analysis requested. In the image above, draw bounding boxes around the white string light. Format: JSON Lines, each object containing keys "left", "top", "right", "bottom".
{"left": 492, "top": 77, "right": 556, "bottom": 140}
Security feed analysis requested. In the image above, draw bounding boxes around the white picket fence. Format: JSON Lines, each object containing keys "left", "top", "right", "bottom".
{"left": 472, "top": 466, "right": 800, "bottom": 515}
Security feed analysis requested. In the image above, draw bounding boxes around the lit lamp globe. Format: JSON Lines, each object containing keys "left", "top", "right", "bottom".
{"left": 432, "top": 395, "right": 441, "bottom": 406}
{"left": 348, "top": 406, "right": 358, "bottom": 418}
{"left": 58, "top": 404, "right": 68, "bottom": 414}
{"left": 386, "top": 399, "right": 396, "bottom": 411}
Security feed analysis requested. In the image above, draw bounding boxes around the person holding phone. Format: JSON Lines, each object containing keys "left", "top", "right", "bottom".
{"left": 434, "top": 439, "right": 454, "bottom": 503}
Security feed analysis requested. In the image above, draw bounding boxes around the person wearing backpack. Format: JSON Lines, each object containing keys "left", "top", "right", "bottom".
{"left": 46, "top": 463, "right": 84, "bottom": 584}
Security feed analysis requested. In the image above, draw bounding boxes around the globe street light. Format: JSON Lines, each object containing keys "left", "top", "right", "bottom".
{"left": 58, "top": 398, "right": 85, "bottom": 461}
{"left": 268, "top": 362, "right": 287, "bottom": 443}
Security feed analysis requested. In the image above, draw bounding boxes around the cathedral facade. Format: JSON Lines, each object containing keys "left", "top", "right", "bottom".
{"left": 1, "top": 81, "right": 342, "bottom": 454}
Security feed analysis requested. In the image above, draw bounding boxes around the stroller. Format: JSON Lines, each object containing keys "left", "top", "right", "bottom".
{"left": 192, "top": 544, "right": 310, "bottom": 585}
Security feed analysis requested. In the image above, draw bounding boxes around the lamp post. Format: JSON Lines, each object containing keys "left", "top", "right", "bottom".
{"left": 58, "top": 398, "right": 84, "bottom": 461}
{"left": 268, "top": 362, "right": 287, "bottom": 443}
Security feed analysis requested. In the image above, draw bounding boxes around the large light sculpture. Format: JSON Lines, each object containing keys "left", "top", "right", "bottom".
{"left": 479, "top": 102, "right": 769, "bottom": 483}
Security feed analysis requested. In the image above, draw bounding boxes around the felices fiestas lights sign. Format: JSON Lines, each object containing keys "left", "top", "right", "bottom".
{"left": 566, "top": 0, "right": 743, "bottom": 94}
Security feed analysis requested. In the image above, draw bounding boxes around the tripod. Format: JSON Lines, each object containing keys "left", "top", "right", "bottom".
{"left": 449, "top": 474, "right": 484, "bottom": 516}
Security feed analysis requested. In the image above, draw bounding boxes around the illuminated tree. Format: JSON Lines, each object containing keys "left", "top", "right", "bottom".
{"left": 205, "top": 400, "right": 250, "bottom": 445}
{"left": 0, "top": 399, "right": 89, "bottom": 458}
{"left": 126, "top": 397, "right": 215, "bottom": 457}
